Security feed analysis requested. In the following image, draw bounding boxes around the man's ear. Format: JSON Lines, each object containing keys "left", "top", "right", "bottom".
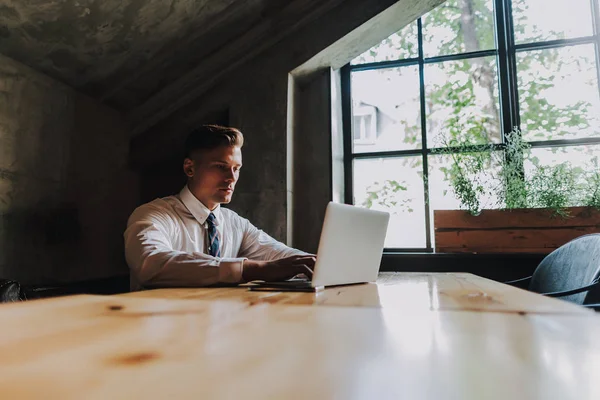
{"left": 183, "top": 158, "right": 195, "bottom": 178}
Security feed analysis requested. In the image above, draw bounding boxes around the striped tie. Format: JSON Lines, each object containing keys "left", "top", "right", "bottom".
{"left": 206, "top": 212, "right": 221, "bottom": 257}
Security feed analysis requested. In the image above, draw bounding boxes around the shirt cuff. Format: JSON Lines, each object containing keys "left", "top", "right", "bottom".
{"left": 218, "top": 258, "right": 246, "bottom": 283}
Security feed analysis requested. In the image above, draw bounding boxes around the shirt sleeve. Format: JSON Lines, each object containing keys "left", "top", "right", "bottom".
{"left": 124, "top": 204, "right": 245, "bottom": 289}
{"left": 238, "top": 216, "right": 308, "bottom": 261}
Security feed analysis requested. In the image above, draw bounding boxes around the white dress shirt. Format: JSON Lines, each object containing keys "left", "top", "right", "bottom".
{"left": 124, "top": 185, "right": 304, "bottom": 291}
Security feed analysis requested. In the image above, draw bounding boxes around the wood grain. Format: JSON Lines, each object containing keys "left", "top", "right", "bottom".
{"left": 435, "top": 227, "right": 597, "bottom": 254}
{"left": 434, "top": 208, "right": 600, "bottom": 254}
{"left": 120, "top": 273, "right": 590, "bottom": 315}
{"left": 0, "top": 293, "right": 598, "bottom": 399}
{"left": 434, "top": 207, "right": 600, "bottom": 229}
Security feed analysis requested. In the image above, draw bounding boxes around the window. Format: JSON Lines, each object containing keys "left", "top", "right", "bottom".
{"left": 343, "top": 0, "right": 600, "bottom": 251}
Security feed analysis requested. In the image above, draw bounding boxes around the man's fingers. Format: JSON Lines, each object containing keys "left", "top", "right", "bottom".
{"left": 286, "top": 255, "right": 316, "bottom": 261}
{"left": 296, "top": 264, "right": 313, "bottom": 278}
{"left": 292, "top": 258, "right": 316, "bottom": 268}
{"left": 293, "top": 255, "right": 316, "bottom": 264}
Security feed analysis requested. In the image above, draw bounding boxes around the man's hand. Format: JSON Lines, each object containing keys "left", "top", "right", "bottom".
{"left": 242, "top": 255, "right": 316, "bottom": 282}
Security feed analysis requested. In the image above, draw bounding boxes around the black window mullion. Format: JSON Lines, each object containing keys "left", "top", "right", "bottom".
{"left": 428, "top": 143, "right": 506, "bottom": 154}
{"left": 350, "top": 51, "right": 498, "bottom": 73}
{"left": 592, "top": 0, "right": 600, "bottom": 103}
{"left": 500, "top": 0, "right": 520, "bottom": 134}
{"left": 514, "top": 36, "right": 597, "bottom": 52}
{"left": 504, "top": 0, "right": 526, "bottom": 190}
{"left": 590, "top": 0, "right": 600, "bottom": 36}
{"left": 528, "top": 136, "right": 600, "bottom": 148}
{"left": 341, "top": 64, "right": 353, "bottom": 205}
{"left": 417, "top": 18, "right": 432, "bottom": 251}
{"left": 507, "top": 0, "right": 520, "bottom": 131}
{"left": 423, "top": 49, "right": 498, "bottom": 64}
{"left": 349, "top": 58, "right": 420, "bottom": 72}
{"left": 592, "top": 0, "right": 600, "bottom": 37}
{"left": 352, "top": 149, "right": 424, "bottom": 159}
{"left": 495, "top": 0, "right": 512, "bottom": 137}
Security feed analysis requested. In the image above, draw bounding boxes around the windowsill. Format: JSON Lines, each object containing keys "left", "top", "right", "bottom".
{"left": 383, "top": 251, "right": 547, "bottom": 257}
{"left": 380, "top": 252, "right": 545, "bottom": 282}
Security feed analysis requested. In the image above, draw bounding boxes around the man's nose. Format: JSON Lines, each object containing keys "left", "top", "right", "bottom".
{"left": 225, "top": 169, "right": 237, "bottom": 181}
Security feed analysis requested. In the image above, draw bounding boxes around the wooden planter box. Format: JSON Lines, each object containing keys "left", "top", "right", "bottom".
{"left": 434, "top": 207, "right": 600, "bottom": 254}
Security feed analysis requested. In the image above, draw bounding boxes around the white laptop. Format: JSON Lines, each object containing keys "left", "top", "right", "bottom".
{"left": 250, "top": 202, "right": 390, "bottom": 292}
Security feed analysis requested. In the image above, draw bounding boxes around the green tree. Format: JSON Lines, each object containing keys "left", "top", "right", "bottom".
{"left": 362, "top": 180, "right": 414, "bottom": 212}
{"left": 354, "top": 0, "right": 593, "bottom": 146}
{"left": 353, "top": 0, "right": 596, "bottom": 216}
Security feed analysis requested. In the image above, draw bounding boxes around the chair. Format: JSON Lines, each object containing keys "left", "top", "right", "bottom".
{"left": 0, "top": 279, "right": 26, "bottom": 303}
{"left": 504, "top": 233, "right": 600, "bottom": 310}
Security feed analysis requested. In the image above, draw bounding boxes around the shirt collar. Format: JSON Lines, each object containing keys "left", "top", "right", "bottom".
{"left": 179, "top": 185, "right": 221, "bottom": 226}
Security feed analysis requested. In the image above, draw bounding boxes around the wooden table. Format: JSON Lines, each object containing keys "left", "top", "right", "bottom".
{"left": 121, "top": 272, "right": 590, "bottom": 314}
{"left": 0, "top": 273, "right": 598, "bottom": 399}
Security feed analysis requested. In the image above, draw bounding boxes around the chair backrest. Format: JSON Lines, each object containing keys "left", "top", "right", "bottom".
{"left": 530, "top": 233, "right": 600, "bottom": 304}
{"left": 0, "top": 279, "right": 26, "bottom": 303}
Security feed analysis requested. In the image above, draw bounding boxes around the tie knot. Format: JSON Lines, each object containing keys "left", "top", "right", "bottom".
{"left": 207, "top": 212, "right": 217, "bottom": 226}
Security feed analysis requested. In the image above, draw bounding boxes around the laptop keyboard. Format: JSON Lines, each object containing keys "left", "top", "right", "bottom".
{"left": 257, "top": 280, "right": 312, "bottom": 289}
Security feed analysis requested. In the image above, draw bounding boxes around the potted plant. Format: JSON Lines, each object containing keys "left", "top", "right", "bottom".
{"left": 433, "top": 128, "right": 600, "bottom": 254}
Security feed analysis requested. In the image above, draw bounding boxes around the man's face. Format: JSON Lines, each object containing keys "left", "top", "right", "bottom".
{"left": 184, "top": 145, "right": 242, "bottom": 210}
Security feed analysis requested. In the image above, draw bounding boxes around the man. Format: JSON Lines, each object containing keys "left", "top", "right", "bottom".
{"left": 124, "top": 125, "right": 315, "bottom": 290}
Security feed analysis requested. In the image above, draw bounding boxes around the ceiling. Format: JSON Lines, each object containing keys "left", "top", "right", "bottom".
{"left": 0, "top": 0, "right": 324, "bottom": 115}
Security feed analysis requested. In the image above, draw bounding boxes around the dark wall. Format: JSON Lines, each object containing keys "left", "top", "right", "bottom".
{"left": 0, "top": 54, "right": 137, "bottom": 286}
{"left": 130, "top": 109, "right": 229, "bottom": 202}
{"left": 139, "top": 156, "right": 187, "bottom": 204}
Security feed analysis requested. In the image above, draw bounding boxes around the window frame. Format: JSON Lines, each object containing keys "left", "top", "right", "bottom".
{"left": 342, "top": 0, "right": 600, "bottom": 252}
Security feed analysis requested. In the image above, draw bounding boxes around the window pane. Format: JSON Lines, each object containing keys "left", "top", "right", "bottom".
{"left": 351, "top": 67, "right": 421, "bottom": 153}
{"left": 526, "top": 145, "right": 600, "bottom": 171}
{"left": 422, "top": 0, "right": 496, "bottom": 58}
{"left": 351, "top": 22, "right": 418, "bottom": 65}
{"left": 428, "top": 152, "right": 504, "bottom": 211}
{"left": 517, "top": 45, "right": 600, "bottom": 141}
{"left": 524, "top": 145, "right": 600, "bottom": 207}
{"left": 425, "top": 56, "right": 501, "bottom": 147}
{"left": 353, "top": 157, "right": 426, "bottom": 248}
{"left": 512, "top": 0, "right": 594, "bottom": 44}
{"left": 428, "top": 152, "right": 503, "bottom": 247}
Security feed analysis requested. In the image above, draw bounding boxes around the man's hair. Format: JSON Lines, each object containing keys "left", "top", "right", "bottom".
{"left": 184, "top": 125, "right": 244, "bottom": 158}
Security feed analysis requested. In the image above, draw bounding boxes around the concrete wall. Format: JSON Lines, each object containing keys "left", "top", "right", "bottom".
{"left": 132, "top": 0, "right": 443, "bottom": 253}
{"left": 291, "top": 70, "right": 334, "bottom": 252}
{"left": 0, "top": 54, "right": 137, "bottom": 285}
